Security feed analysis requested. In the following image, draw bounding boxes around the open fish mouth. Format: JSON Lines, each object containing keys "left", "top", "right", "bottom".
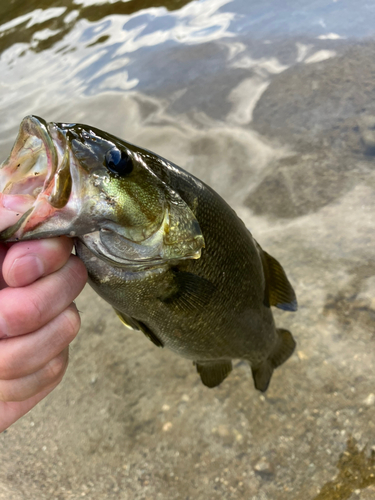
{"left": 0, "top": 116, "right": 70, "bottom": 240}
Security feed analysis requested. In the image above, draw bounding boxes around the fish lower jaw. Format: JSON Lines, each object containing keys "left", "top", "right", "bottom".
{"left": 0, "top": 196, "right": 58, "bottom": 241}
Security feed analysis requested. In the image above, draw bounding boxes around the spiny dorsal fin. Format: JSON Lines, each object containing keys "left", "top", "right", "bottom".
{"left": 158, "top": 270, "right": 215, "bottom": 313}
{"left": 113, "top": 308, "right": 163, "bottom": 348}
{"left": 195, "top": 360, "right": 233, "bottom": 388}
{"left": 257, "top": 244, "right": 298, "bottom": 312}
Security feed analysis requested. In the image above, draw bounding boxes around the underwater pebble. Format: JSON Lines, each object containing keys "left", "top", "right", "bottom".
{"left": 364, "top": 393, "right": 375, "bottom": 406}
{"left": 254, "top": 458, "right": 274, "bottom": 476}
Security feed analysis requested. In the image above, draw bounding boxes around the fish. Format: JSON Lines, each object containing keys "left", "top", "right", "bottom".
{"left": 0, "top": 115, "right": 298, "bottom": 391}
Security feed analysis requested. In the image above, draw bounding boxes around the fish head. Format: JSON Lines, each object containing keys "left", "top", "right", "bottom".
{"left": 0, "top": 115, "right": 204, "bottom": 268}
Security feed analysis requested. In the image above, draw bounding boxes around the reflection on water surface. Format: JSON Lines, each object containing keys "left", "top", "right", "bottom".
{"left": 0, "top": 0, "right": 193, "bottom": 53}
{"left": 0, "top": 1, "right": 375, "bottom": 499}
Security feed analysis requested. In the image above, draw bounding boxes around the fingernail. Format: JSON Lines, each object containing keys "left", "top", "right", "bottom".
{"left": 8, "top": 255, "right": 44, "bottom": 286}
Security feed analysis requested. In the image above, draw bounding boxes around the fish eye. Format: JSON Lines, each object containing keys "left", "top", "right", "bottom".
{"left": 105, "top": 147, "right": 133, "bottom": 176}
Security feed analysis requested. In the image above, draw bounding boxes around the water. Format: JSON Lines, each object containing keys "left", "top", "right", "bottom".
{"left": 0, "top": 1, "right": 375, "bottom": 499}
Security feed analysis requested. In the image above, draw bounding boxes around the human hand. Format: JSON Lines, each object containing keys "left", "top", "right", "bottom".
{"left": 0, "top": 236, "right": 87, "bottom": 433}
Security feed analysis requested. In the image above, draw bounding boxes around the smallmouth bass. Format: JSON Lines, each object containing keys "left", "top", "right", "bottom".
{"left": 0, "top": 116, "right": 297, "bottom": 391}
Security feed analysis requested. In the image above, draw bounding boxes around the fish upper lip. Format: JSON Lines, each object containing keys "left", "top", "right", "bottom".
{"left": 13, "top": 115, "right": 59, "bottom": 189}
{"left": 27, "top": 116, "right": 58, "bottom": 183}
{"left": 23, "top": 115, "right": 58, "bottom": 170}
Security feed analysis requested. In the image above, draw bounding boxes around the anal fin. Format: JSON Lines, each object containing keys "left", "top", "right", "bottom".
{"left": 251, "top": 328, "right": 296, "bottom": 392}
{"left": 251, "top": 362, "right": 274, "bottom": 393}
{"left": 195, "top": 360, "right": 233, "bottom": 388}
{"left": 270, "top": 328, "right": 296, "bottom": 368}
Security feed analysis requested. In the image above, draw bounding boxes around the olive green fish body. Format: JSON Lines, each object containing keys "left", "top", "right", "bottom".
{"left": 76, "top": 160, "right": 295, "bottom": 390}
{"left": 0, "top": 116, "right": 297, "bottom": 391}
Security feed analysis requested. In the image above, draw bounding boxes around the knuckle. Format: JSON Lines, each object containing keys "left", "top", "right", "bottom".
{"left": 28, "top": 292, "right": 46, "bottom": 327}
{"left": 56, "top": 267, "right": 85, "bottom": 304}
{"left": 0, "top": 348, "right": 17, "bottom": 381}
{"left": 0, "top": 382, "right": 20, "bottom": 402}
{"left": 0, "top": 387, "right": 7, "bottom": 402}
{"left": 66, "top": 256, "right": 88, "bottom": 288}
{"left": 0, "top": 288, "right": 48, "bottom": 338}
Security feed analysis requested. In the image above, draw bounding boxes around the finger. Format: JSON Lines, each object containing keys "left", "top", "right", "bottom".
{"left": 0, "top": 384, "right": 57, "bottom": 433}
{"left": 0, "top": 304, "right": 80, "bottom": 380}
{"left": 3, "top": 237, "right": 74, "bottom": 288}
{"left": 0, "top": 347, "right": 69, "bottom": 402}
{"left": 0, "top": 255, "right": 87, "bottom": 338}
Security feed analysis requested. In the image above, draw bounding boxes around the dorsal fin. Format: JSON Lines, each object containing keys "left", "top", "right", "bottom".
{"left": 256, "top": 243, "right": 298, "bottom": 312}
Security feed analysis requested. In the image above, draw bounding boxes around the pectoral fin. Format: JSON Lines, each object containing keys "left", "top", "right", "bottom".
{"left": 256, "top": 243, "right": 298, "bottom": 312}
{"left": 195, "top": 360, "right": 233, "bottom": 388}
{"left": 114, "top": 308, "right": 141, "bottom": 331}
{"left": 158, "top": 270, "right": 215, "bottom": 313}
{"left": 113, "top": 308, "right": 163, "bottom": 348}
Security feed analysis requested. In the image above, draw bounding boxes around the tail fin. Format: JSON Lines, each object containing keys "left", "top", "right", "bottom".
{"left": 251, "top": 329, "right": 296, "bottom": 392}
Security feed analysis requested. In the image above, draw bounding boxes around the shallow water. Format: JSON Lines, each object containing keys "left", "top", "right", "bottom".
{"left": 0, "top": 1, "right": 375, "bottom": 499}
